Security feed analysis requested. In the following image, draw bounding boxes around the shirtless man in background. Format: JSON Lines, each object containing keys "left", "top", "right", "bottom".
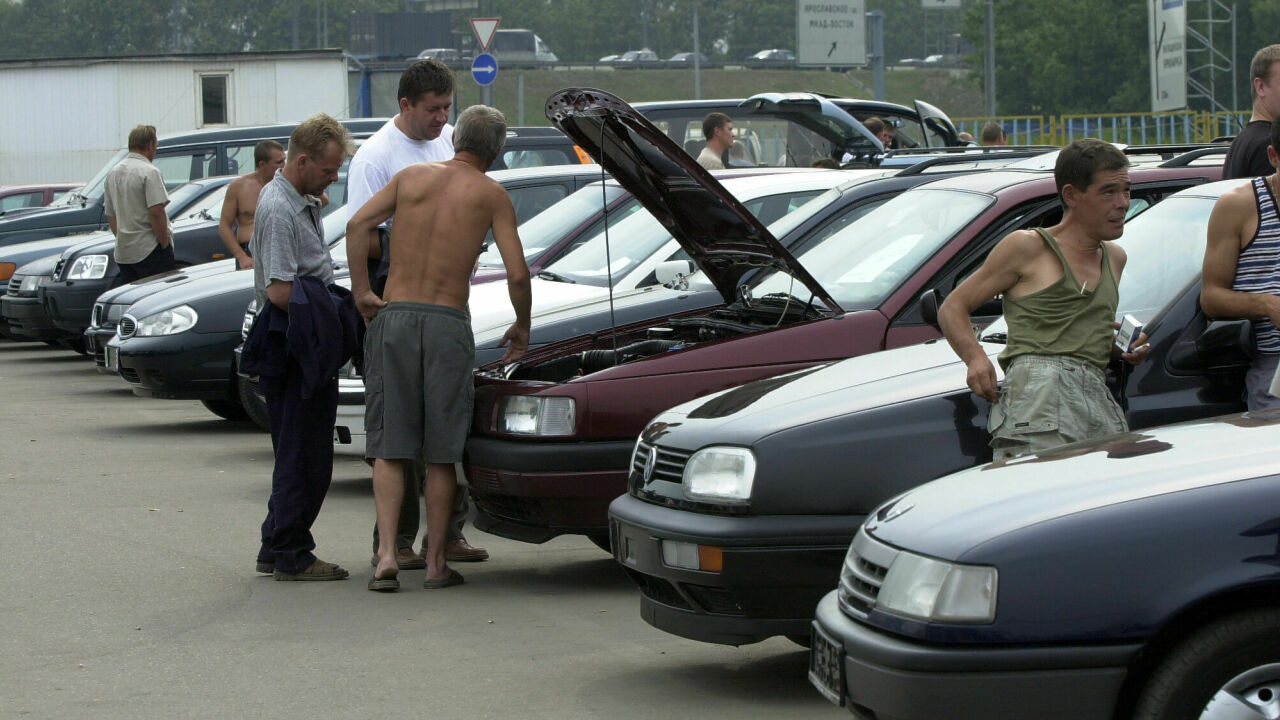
{"left": 219, "top": 140, "right": 285, "bottom": 270}
{"left": 346, "top": 105, "right": 531, "bottom": 592}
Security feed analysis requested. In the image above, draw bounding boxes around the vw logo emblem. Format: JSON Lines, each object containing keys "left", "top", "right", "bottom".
{"left": 643, "top": 446, "right": 658, "bottom": 483}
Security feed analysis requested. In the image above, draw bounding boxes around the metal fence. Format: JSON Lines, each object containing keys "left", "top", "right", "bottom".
{"left": 954, "top": 110, "right": 1251, "bottom": 146}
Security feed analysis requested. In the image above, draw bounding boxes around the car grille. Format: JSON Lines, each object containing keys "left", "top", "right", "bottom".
{"left": 631, "top": 440, "right": 692, "bottom": 484}
{"left": 623, "top": 568, "right": 693, "bottom": 611}
{"left": 118, "top": 315, "right": 137, "bottom": 338}
{"left": 839, "top": 529, "right": 897, "bottom": 618}
{"left": 120, "top": 368, "right": 141, "bottom": 384}
{"left": 684, "top": 584, "right": 745, "bottom": 616}
{"left": 7, "top": 276, "right": 22, "bottom": 296}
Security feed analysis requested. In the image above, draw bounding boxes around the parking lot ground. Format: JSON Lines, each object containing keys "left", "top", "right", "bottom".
{"left": 0, "top": 341, "right": 834, "bottom": 719}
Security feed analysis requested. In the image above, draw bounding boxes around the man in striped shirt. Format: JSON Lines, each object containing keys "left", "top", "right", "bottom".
{"left": 1203, "top": 119, "right": 1280, "bottom": 410}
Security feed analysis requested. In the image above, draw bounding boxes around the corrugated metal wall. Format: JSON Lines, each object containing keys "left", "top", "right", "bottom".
{"left": 0, "top": 55, "right": 350, "bottom": 185}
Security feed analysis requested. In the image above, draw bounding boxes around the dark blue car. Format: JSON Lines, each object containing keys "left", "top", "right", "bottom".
{"left": 810, "top": 411, "right": 1280, "bottom": 720}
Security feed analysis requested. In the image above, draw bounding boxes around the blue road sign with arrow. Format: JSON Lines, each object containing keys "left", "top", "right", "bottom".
{"left": 472, "top": 53, "right": 498, "bottom": 86}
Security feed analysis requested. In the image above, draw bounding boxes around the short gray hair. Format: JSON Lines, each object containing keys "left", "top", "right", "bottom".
{"left": 454, "top": 105, "right": 506, "bottom": 161}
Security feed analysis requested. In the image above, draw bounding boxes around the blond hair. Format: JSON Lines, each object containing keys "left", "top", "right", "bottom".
{"left": 127, "top": 124, "right": 157, "bottom": 151}
{"left": 286, "top": 113, "right": 355, "bottom": 163}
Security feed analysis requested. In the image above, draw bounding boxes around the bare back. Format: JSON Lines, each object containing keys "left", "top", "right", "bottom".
{"left": 382, "top": 161, "right": 510, "bottom": 309}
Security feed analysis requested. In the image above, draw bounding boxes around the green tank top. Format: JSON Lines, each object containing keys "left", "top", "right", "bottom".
{"left": 997, "top": 228, "right": 1119, "bottom": 372}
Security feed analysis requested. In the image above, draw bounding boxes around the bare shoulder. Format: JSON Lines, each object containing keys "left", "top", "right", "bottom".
{"left": 1213, "top": 180, "right": 1257, "bottom": 215}
{"left": 994, "top": 228, "right": 1048, "bottom": 260}
{"left": 1104, "top": 240, "right": 1127, "bottom": 265}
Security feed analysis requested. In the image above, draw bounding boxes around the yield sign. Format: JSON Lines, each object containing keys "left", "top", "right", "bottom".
{"left": 471, "top": 17, "right": 500, "bottom": 53}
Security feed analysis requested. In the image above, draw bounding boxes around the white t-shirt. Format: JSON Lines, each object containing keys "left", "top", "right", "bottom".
{"left": 346, "top": 116, "right": 455, "bottom": 226}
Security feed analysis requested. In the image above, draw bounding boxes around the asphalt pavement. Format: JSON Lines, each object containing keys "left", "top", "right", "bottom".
{"left": 0, "top": 340, "right": 836, "bottom": 719}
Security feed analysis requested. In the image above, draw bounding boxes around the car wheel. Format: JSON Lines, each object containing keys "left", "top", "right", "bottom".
{"left": 201, "top": 398, "right": 248, "bottom": 421}
{"left": 586, "top": 531, "right": 612, "bottom": 553}
{"left": 1134, "top": 608, "right": 1280, "bottom": 720}
{"left": 237, "top": 374, "right": 271, "bottom": 432}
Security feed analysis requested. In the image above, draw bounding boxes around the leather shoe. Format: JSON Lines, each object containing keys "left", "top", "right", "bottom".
{"left": 368, "top": 547, "right": 426, "bottom": 570}
{"left": 423, "top": 537, "right": 490, "bottom": 562}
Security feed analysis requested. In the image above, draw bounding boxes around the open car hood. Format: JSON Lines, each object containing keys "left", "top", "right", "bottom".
{"left": 741, "top": 92, "right": 882, "bottom": 152}
{"left": 545, "top": 87, "right": 842, "bottom": 312}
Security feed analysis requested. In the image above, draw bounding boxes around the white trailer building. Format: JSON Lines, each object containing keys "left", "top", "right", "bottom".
{"left": 0, "top": 50, "right": 350, "bottom": 185}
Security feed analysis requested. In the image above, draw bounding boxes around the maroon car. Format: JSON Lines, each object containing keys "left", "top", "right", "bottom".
{"left": 463, "top": 88, "right": 1222, "bottom": 549}
{"left": 0, "top": 183, "right": 80, "bottom": 216}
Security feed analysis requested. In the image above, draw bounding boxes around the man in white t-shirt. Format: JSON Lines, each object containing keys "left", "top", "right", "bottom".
{"left": 348, "top": 59, "right": 491, "bottom": 568}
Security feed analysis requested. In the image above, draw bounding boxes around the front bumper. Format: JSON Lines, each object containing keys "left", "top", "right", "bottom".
{"left": 114, "top": 330, "right": 239, "bottom": 399}
{"left": 463, "top": 435, "right": 634, "bottom": 542}
{"left": 40, "top": 280, "right": 107, "bottom": 335}
{"left": 809, "top": 592, "right": 1137, "bottom": 720}
{"left": 2, "top": 294, "right": 70, "bottom": 340}
{"left": 609, "top": 493, "right": 859, "bottom": 645}
{"left": 86, "top": 326, "right": 117, "bottom": 371}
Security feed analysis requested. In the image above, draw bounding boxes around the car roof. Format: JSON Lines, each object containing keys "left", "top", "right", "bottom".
{"left": 158, "top": 118, "right": 387, "bottom": 147}
{"left": 913, "top": 163, "right": 1217, "bottom": 196}
{"left": 486, "top": 164, "right": 604, "bottom": 183}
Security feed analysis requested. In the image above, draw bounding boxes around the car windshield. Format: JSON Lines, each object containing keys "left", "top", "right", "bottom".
{"left": 80, "top": 149, "right": 128, "bottom": 201}
{"left": 981, "top": 193, "right": 1220, "bottom": 342}
{"left": 323, "top": 205, "right": 348, "bottom": 245}
{"left": 541, "top": 202, "right": 672, "bottom": 287}
{"left": 476, "top": 183, "right": 627, "bottom": 268}
{"left": 182, "top": 184, "right": 228, "bottom": 220}
{"left": 752, "top": 188, "right": 993, "bottom": 310}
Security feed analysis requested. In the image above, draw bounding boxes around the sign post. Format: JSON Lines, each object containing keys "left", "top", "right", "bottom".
{"left": 797, "top": 0, "right": 867, "bottom": 68}
{"left": 1149, "top": 0, "right": 1187, "bottom": 112}
{"left": 470, "top": 17, "right": 500, "bottom": 107}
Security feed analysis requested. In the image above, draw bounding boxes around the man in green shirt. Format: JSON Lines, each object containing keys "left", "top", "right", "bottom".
{"left": 938, "top": 139, "right": 1149, "bottom": 460}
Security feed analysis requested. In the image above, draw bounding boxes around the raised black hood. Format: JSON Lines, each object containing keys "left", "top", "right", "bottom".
{"left": 545, "top": 87, "right": 841, "bottom": 312}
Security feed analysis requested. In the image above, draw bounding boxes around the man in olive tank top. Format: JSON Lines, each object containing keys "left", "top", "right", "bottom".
{"left": 938, "top": 139, "right": 1150, "bottom": 460}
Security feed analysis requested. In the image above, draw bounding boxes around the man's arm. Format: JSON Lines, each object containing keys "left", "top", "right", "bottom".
{"left": 266, "top": 280, "right": 292, "bottom": 312}
{"left": 937, "top": 231, "right": 1030, "bottom": 402}
{"left": 345, "top": 174, "right": 399, "bottom": 324}
{"left": 148, "top": 204, "right": 170, "bottom": 248}
{"left": 107, "top": 215, "right": 117, "bottom": 236}
{"left": 218, "top": 180, "right": 251, "bottom": 267}
{"left": 491, "top": 193, "right": 532, "bottom": 363}
{"left": 1201, "top": 190, "right": 1280, "bottom": 325}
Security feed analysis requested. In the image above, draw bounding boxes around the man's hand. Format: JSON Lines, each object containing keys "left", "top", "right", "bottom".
{"left": 355, "top": 290, "right": 387, "bottom": 326}
{"left": 1120, "top": 330, "right": 1149, "bottom": 366}
{"left": 965, "top": 355, "right": 999, "bottom": 402}
{"left": 237, "top": 254, "right": 255, "bottom": 270}
{"left": 499, "top": 324, "right": 530, "bottom": 364}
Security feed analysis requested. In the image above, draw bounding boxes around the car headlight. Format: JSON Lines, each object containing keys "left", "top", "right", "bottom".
{"left": 873, "top": 550, "right": 997, "bottom": 623}
{"left": 131, "top": 305, "right": 198, "bottom": 337}
{"left": 499, "top": 396, "right": 575, "bottom": 435}
{"left": 67, "top": 254, "right": 109, "bottom": 280}
{"left": 19, "top": 275, "right": 40, "bottom": 293}
{"left": 682, "top": 446, "right": 755, "bottom": 503}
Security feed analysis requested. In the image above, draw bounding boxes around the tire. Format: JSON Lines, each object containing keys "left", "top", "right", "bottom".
{"left": 1134, "top": 608, "right": 1280, "bottom": 720}
{"left": 586, "top": 531, "right": 612, "bottom": 553}
{"left": 237, "top": 374, "right": 271, "bottom": 432}
{"left": 201, "top": 397, "right": 248, "bottom": 421}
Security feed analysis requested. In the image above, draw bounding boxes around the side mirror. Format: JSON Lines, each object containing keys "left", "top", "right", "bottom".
{"left": 920, "top": 289, "right": 941, "bottom": 327}
{"left": 1195, "top": 319, "right": 1256, "bottom": 369}
{"left": 656, "top": 260, "right": 694, "bottom": 290}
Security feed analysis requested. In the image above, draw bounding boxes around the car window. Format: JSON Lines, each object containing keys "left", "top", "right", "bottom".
{"left": 153, "top": 149, "right": 217, "bottom": 190}
{"left": 81, "top": 149, "right": 128, "bottom": 200}
{"left": 1115, "top": 195, "right": 1217, "bottom": 322}
{"left": 226, "top": 142, "right": 270, "bottom": 177}
{"left": 182, "top": 184, "right": 229, "bottom": 220}
{"left": 755, "top": 188, "right": 994, "bottom": 310}
{"left": 500, "top": 148, "right": 574, "bottom": 169}
{"left": 477, "top": 183, "right": 629, "bottom": 268}
{"left": 0, "top": 192, "right": 42, "bottom": 211}
{"left": 479, "top": 182, "right": 571, "bottom": 251}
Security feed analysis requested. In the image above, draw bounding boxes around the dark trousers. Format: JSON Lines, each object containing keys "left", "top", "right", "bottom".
{"left": 257, "top": 360, "right": 339, "bottom": 574}
{"left": 113, "top": 244, "right": 177, "bottom": 288}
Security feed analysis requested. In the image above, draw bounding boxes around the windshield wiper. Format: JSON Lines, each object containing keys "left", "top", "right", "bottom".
{"left": 537, "top": 270, "right": 576, "bottom": 284}
{"left": 981, "top": 331, "right": 1007, "bottom": 344}
{"left": 197, "top": 209, "right": 215, "bottom": 221}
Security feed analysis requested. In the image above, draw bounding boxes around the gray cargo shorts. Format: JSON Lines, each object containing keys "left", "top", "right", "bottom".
{"left": 988, "top": 354, "right": 1128, "bottom": 461}
{"left": 364, "top": 302, "right": 474, "bottom": 464}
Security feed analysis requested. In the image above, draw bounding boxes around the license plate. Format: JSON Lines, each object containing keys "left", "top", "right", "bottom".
{"left": 808, "top": 622, "right": 845, "bottom": 706}
{"left": 105, "top": 346, "right": 118, "bottom": 372}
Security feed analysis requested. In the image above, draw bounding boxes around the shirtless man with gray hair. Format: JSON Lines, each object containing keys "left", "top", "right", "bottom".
{"left": 346, "top": 105, "right": 531, "bottom": 591}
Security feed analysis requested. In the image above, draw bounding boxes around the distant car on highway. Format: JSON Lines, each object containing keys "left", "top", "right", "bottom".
{"left": 416, "top": 47, "right": 464, "bottom": 64}
{"left": 744, "top": 48, "right": 795, "bottom": 67}
{"left": 612, "top": 49, "right": 662, "bottom": 69}
{"left": 666, "top": 52, "right": 710, "bottom": 66}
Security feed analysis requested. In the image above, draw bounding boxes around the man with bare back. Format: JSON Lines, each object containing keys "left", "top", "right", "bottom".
{"left": 346, "top": 105, "right": 531, "bottom": 592}
{"left": 219, "top": 140, "right": 285, "bottom": 270}
{"left": 938, "top": 139, "right": 1149, "bottom": 461}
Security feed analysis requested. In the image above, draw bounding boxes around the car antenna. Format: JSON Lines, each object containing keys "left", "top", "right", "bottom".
{"left": 600, "top": 119, "right": 619, "bottom": 359}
